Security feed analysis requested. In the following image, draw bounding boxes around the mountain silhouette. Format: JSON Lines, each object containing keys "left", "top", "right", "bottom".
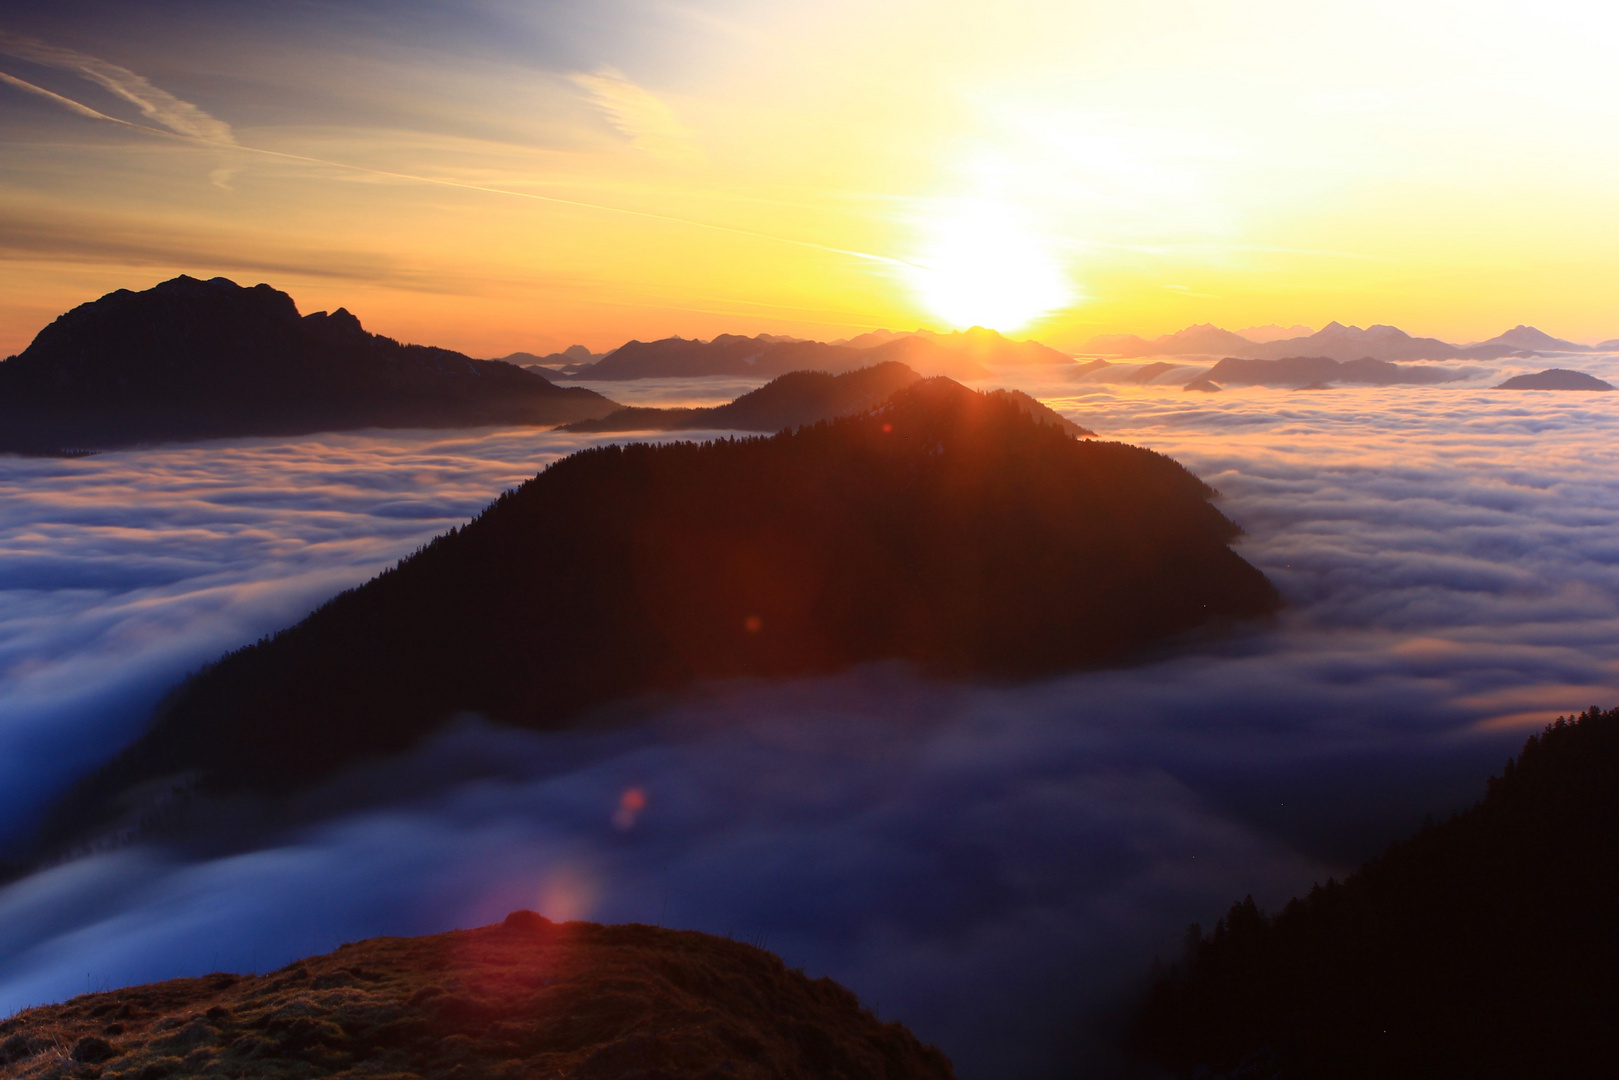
{"left": 33, "top": 377, "right": 1275, "bottom": 857}
{"left": 0, "top": 914, "right": 956, "bottom": 1080}
{"left": 564, "top": 327, "right": 1061, "bottom": 382}
{"left": 1079, "top": 322, "right": 1594, "bottom": 362}
{"left": 1129, "top": 705, "right": 1619, "bottom": 1079}
{"left": 1202, "top": 355, "right": 1474, "bottom": 388}
{"left": 1471, "top": 325, "right": 1591, "bottom": 353}
{"left": 1493, "top": 368, "right": 1614, "bottom": 390}
{"left": 0, "top": 277, "right": 618, "bottom": 453}
{"left": 561, "top": 362, "right": 1094, "bottom": 436}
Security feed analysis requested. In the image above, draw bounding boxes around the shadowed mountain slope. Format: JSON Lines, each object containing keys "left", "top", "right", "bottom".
{"left": 38, "top": 379, "right": 1274, "bottom": 851}
{"left": 1129, "top": 706, "right": 1619, "bottom": 1080}
{"left": 0, "top": 914, "right": 956, "bottom": 1080}
{"left": 561, "top": 363, "right": 1093, "bottom": 436}
{"left": 0, "top": 277, "right": 617, "bottom": 453}
{"left": 561, "top": 362, "right": 927, "bottom": 432}
{"left": 1494, "top": 368, "right": 1614, "bottom": 390}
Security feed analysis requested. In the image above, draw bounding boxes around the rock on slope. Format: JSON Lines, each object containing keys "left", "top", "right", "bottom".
{"left": 0, "top": 276, "right": 617, "bottom": 453}
{"left": 0, "top": 914, "right": 955, "bottom": 1080}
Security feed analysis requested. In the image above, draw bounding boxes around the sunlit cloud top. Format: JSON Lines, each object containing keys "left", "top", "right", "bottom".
{"left": 1, "top": 0, "right": 1617, "bottom": 355}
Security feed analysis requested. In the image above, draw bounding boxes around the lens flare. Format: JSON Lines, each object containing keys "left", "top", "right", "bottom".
{"left": 906, "top": 200, "right": 1073, "bottom": 332}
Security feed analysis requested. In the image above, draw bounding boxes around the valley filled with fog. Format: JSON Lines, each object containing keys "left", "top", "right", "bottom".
{"left": 4, "top": 374, "right": 1619, "bottom": 1078}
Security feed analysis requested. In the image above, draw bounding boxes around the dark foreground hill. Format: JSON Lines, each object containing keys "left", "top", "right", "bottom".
{"left": 1129, "top": 705, "right": 1619, "bottom": 1079}
{"left": 0, "top": 914, "right": 955, "bottom": 1080}
{"left": 39, "top": 378, "right": 1275, "bottom": 852}
{"left": 0, "top": 276, "right": 617, "bottom": 453}
{"left": 561, "top": 362, "right": 1093, "bottom": 436}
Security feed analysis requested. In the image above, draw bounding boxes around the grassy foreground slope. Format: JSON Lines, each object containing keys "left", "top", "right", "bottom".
{"left": 0, "top": 915, "right": 955, "bottom": 1080}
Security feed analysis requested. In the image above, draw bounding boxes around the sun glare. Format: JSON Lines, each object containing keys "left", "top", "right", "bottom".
{"left": 906, "top": 200, "right": 1073, "bottom": 332}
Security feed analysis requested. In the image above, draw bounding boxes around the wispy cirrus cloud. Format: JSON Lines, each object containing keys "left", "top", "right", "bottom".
{"left": 0, "top": 31, "right": 234, "bottom": 146}
{"left": 570, "top": 66, "right": 699, "bottom": 162}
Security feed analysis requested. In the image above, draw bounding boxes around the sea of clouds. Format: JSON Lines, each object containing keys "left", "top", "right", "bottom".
{"left": 4, "top": 371, "right": 1619, "bottom": 1077}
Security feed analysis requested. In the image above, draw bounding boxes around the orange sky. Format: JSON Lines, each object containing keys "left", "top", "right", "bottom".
{"left": 2, "top": 0, "right": 1618, "bottom": 358}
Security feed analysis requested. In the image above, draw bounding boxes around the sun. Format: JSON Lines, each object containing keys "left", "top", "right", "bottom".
{"left": 905, "top": 200, "right": 1073, "bottom": 333}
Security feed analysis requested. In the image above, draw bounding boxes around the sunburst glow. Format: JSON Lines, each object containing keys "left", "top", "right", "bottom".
{"left": 905, "top": 200, "right": 1074, "bottom": 333}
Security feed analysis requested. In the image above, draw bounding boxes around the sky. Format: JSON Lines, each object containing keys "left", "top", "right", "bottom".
{"left": 2, "top": 0, "right": 1618, "bottom": 357}
{"left": 8, "top": 371, "right": 1619, "bottom": 1075}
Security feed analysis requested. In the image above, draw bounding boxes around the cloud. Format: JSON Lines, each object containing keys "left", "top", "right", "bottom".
{"left": 0, "top": 31, "right": 234, "bottom": 145}
{"left": 0, "top": 69, "right": 124, "bottom": 124}
{"left": 5, "top": 380, "right": 1619, "bottom": 1075}
{"left": 570, "top": 66, "right": 699, "bottom": 162}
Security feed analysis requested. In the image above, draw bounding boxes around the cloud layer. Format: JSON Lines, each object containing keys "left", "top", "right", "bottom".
{"left": 5, "top": 382, "right": 1619, "bottom": 1076}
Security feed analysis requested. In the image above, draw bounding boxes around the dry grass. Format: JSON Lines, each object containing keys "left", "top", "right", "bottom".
{"left": 0, "top": 914, "right": 955, "bottom": 1080}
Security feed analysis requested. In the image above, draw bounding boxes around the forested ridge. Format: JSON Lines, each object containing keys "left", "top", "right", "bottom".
{"left": 1130, "top": 705, "right": 1619, "bottom": 1079}
{"left": 36, "top": 377, "right": 1276, "bottom": 857}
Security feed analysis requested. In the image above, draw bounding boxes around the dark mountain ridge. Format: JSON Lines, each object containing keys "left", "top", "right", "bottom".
{"left": 560, "top": 362, "right": 1094, "bottom": 436}
{"left": 1202, "top": 355, "right": 1474, "bottom": 388}
{"left": 556, "top": 327, "right": 1060, "bottom": 382}
{"left": 1130, "top": 705, "right": 1619, "bottom": 1079}
{"left": 33, "top": 377, "right": 1276, "bottom": 859}
{"left": 0, "top": 276, "right": 618, "bottom": 453}
{"left": 1493, "top": 368, "right": 1614, "bottom": 391}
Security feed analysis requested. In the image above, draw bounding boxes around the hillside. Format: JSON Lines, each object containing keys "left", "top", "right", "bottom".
{"left": 561, "top": 363, "right": 1093, "bottom": 436}
{"left": 1494, "top": 368, "right": 1614, "bottom": 390}
{"left": 37, "top": 378, "right": 1274, "bottom": 853}
{"left": 1129, "top": 706, "right": 1619, "bottom": 1079}
{"left": 0, "top": 914, "right": 955, "bottom": 1080}
{"left": 0, "top": 276, "right": 617, "bottom": 453}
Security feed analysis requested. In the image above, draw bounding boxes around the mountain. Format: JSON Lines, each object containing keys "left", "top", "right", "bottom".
{"left": 494, "top": 344, "right": 604, "bottom": 375}
{"left": 570, "top": 327, "right": 1062, "bottom": 382}
{"left": 1203, "top": 356, "right": 1475, "bottom": 388}
{"left": 1082, "top": 322, "right": 1553, "bottom": 363}
{"left": 571, "top": 334, "right": 862, "bottom": 380}
{"left": 1248, "top": 322, "right": 1495, "bottom": 363}
{"left": 1129, "top": 705, "right": 1619, "bottom": 1079}
{"left": 1234, "top": 324, "right": 1314, "bottom": 343}
{"left": 563, "top": 362, "right": 926, "bottom": 433}
{"left": 1080, "top": 324, "right": 1258, "bottom": 358}
{"left": 0, "top": 277, "right": 618, "bottom": 453}
{"left": 1599, "top": 339, "right": 1619, "bottom": 351}
{"left": 1470, "top": 325, "right": 1591, "bottom": 353}
{"left": 0, "top": 914, "right": 956, "bottom": 1080}
{"left": 35, "top": 378, "right": 1275, "bottom": 852}
{"left": 1494, "top": 368, "right": 1615, "bottom": 391}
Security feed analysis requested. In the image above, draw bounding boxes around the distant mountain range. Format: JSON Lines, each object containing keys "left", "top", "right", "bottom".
{"left": 560, "top": 361, "right": 1094, "bottom": 436}
{"left": 500, "top": 326, "right": 1072, "bottom": 382}
{"left": 32, "top": 376, "right": 1275, "bottom": 856}
{"left": 1081, "top": 322, "right": 1608, "bottom": 362}
{"left": 0, "top": 276, "right": 618, "bottom": 453}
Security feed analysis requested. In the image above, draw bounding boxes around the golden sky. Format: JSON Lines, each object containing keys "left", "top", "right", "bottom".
{"left": 2, "top": 0, "right": 1617, "bottom": 357}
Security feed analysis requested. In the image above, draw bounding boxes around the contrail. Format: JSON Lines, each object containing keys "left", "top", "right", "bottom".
{"left": 0, "top": 56, "right": 909, "bottom": 269}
